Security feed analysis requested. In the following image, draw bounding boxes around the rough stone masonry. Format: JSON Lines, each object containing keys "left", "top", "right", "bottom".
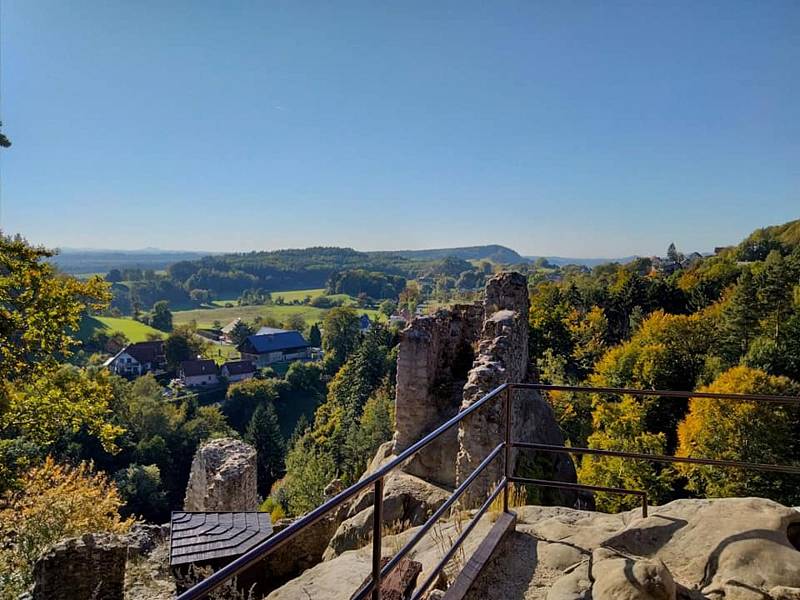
{"left": 184, "top": 438, "right": 258, "bottom": 512}
{"left": 393, "top": 271, "right": 576, "bottom": 507}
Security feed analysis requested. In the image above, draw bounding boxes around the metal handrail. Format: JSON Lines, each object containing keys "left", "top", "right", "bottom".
{"left": 178, "top": 381, "right": 800, "bottom": 600}
{"left": 176, "top": 383, "right": 510, "bottom": 600}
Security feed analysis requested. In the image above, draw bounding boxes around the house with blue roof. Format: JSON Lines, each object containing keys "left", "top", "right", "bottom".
{"left": 237, "top": 328, "right": 311, "bottom": 367}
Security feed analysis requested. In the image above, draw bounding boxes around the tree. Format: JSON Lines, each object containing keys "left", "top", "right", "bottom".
{"left": 106, "top": 268, "right": 123, "bottom": 283}
{"left": 322, "top": 307, "right": 361, "bottom": 372}
{"left": 245, "top": 403, "right": 286, "bottom": 496}
{"left": 307, "top": 323, "right": 322, "bottom": 347}
{"left": 0, "top": 458, "right": 132, "bottom": 595}
{"left": 667, "top": 242, "right": 681, "bottom": 263}
{"left": 676, "top": 366, "right": 800, "bottom": 503}
{"left": 281, "top": 436, "right": 337, "bottom": 515}
{"left": 0, "top": 235, "right": 110, "bottom": 383}
{"left": 164, "top": 326, "right": 205, "bottom": 370}
{"left": 150, "top": 300, "right": 173, "bottom": 332}
{"left": 114, "top": 463, "right": 168, "bottom": 522}
{"left": 0, "top": 121, "right": 10, "bottom": 148}
{"left": 223, "top": 378, "right": 285, "bottom": 432}
{"left": 229, "top": 320, "right": 254, "bottom": 346}
{"left": 578, "top": 395, "right": 672, "bottom": 511}
{"left": 284, "top": 313, "right": 306, "bottom": 332}
{"left": 721, "top": 270, "right": 760, "bottom": 361}
{"left": 378, "top": 299, "right": 397, "bottom": 317}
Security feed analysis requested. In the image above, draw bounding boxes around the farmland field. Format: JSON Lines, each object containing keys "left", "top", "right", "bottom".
{"left": 180, "top": 289, "right": 382, "bottom": 329}
{"left": 211, "top": 288, "right": 328, "bottom": 306}
{"left": 78, "top": 315, "right": 164, "bottom": 342}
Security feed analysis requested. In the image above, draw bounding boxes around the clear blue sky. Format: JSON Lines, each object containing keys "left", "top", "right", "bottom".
{"left": 1, "top": 1, "right": 797, "bottom": 256}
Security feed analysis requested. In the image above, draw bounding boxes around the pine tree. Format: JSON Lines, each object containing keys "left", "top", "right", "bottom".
{"left": 722, "top": 269, "right": 760, "bottom": 361}
{"left": 245, "top": 403, "right": 286, "bottom": 496}
{"left": 308, "top": 323, "right": 322, "bottom": 347}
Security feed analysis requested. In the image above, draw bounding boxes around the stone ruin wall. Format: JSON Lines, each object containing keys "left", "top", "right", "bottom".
{"left": 184, "top": 437, "right": 258, "bottom": 512}
{"left": 393, "top": 271, "right": 577, "bottom": 506}
{"left": 394, "top": 303, "right": 483, "bottom": 487}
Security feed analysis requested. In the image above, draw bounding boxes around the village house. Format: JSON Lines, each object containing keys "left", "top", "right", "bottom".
{"left": 104, "top": 340, "right": 166, "bottom": 377}
{"left": 179, "top": 359, "right": 220, "bottom": 387}
{"left": 220, "top": 360, "right": 256, "bottom": 382}
{"left": 237, "top": 329, "right": 311, "bottom": 367}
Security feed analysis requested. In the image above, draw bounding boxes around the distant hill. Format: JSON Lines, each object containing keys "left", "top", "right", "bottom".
{"left": 49, "top": 248, "right": 213, "bottom": 274}
{"left": 525, "top": 255, "right": 638, "bottom": 268}
{"left": 382, "top": 245, "right": 526, "bottom": 264}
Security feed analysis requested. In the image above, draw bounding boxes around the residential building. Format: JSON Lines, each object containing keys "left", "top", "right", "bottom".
{"left": 221, "top": 360, "right": 256, "bottom": 382}
{"left": 104, "top": 340, "right": 166, "bottom": 377}
{"left": 237, "top": 330, "right": 311, "bottom": 367}
{"left": 180, "top": 359, "right": 219, "bottom": 387}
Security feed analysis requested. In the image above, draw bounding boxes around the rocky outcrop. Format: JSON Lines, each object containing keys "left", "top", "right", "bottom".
{"left": 33, "top": 533, "right": 128, "bottom": 600}
{"left": 324, "top": 472, "right": 451, "bottom": 558}
{"left": 464, "top": 498, "right": 800, "bottom": 600}
{"left": 183, "top": 438, "right": 258, "bottom": 512}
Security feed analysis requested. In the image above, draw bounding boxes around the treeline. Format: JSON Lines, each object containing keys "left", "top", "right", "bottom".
{"left": 326, "top": 269, "right": 406, "bottom": 299}
{"left": 103, "top": 247, "right": 505, "bottom": 314}
{"left": 531, "top": 219, "right": 800, "bottom": 510}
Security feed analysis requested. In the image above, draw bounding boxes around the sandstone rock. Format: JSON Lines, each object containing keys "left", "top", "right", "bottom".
{"left": 591, "top": 547, "right": 676, "bottom": 600}
{"left": 546, "top": 560, "right": 592, "bottom": 600}
{"left": 33, "top": 533, "right": 128, "bottom": 600}
{"left": 770, "top": 586, "right": 800, "bottom": 600}
{"left": 602, "top": 497, "right": 800, "bottom": 596}
{"left": 183, "top": 437, "right": 257, "bottom": 512}
{"left": 267, "top": 509, "right": 499, "bottom": 600}
{"left": 469, "top": 498, "right": 800, "bottom": 599}
{"left": 325, "top": 472, "right": 450, "bottom": 558}
{"left": 257, "top": 501, "right": 352, "bottom": 588}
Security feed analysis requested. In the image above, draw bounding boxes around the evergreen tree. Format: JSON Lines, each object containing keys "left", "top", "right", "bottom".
{"left": 721, "top": 269, "right": 760, "bottom": 361}
{"left": 245, "top": 403, "right": 286, "bottom": 496}
{"left": 308, "top": 323, "right": 322, "bottom": 347}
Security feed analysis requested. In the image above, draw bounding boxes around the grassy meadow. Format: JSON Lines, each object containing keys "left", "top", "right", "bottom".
{"left": 78, "top": 315, "right": 164, "bottom": 343}
{"left": 179, "top": 289, "right": 381, "bottom": 329}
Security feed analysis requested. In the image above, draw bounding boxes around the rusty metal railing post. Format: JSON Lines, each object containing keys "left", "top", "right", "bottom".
{"left": 503, "top": 385, "right": 512, "bottom": 513}
{"left": 371, "top": 476, "right": 384, "bottom": 600}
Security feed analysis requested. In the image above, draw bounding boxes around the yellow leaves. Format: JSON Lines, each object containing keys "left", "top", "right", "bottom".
{"left": 675, "top": 366, "right": 799, "bottom": 498}
{"left": 0, "top": 457, "right": 132, "bottom": 593}
{"left": 2, "top": 367, "right": 123, "bottom": 453}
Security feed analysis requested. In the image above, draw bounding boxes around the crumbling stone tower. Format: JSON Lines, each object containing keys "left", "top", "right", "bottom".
{"left": 392, "top": 271, "right": 576, "bottom": 505}
{"left": 184, "top": 438, "right": 258, "bottom": 512}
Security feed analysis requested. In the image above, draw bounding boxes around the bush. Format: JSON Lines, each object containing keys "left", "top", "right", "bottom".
{"left": 0, "top": 458, "right": 133, "bottom": 595}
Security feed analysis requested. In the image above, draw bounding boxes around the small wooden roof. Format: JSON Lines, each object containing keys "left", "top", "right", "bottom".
{"left": 169, "top": 512, "right": 273, "bottom": 566}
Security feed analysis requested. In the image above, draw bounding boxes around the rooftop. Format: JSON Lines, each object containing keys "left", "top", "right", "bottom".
{"left": 169, "top": 512, "right": 273, "bottom": 566}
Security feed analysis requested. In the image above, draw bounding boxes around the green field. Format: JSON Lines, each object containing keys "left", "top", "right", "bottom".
{"left": 79, "top": 316, "right": 164, "bottom": 343}
{"left": 174, "top": 304, "right": 381, "bottom": 329}
{"left": 182, "top": 289, "right": 381, "bottom": 329}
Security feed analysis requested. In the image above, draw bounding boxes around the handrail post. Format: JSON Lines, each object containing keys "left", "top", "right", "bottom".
{"left": 503, "top": 385, "right": 512, "bottom": 513}
{"left": 372, "top": 476, "right": 384, "bottom": 600}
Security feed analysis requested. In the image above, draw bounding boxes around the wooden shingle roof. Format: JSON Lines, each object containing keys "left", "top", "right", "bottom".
{"left": 169, "top": 512, "right": 273, "bottom": 566}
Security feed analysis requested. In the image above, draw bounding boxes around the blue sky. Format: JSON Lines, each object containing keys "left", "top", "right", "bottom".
{"left": 0, "top": 1, "right": 797, "bottom": 256}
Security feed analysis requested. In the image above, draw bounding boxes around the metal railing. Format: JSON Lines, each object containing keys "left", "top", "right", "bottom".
{"left": 177, "top": 382, "right": 800, "bottom": 600}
